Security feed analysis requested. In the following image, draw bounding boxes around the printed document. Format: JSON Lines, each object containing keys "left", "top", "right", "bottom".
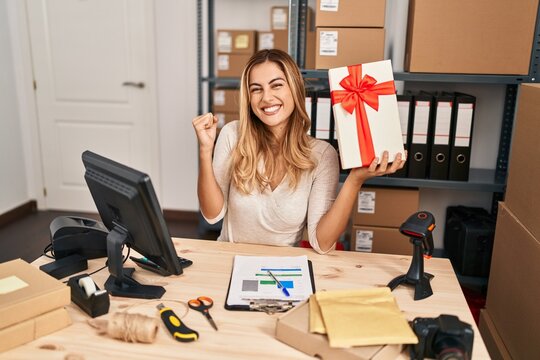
{"left": 226, "top": 255, "right": 314, "bottom": 306}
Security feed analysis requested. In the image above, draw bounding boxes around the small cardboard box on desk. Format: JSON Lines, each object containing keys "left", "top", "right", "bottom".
{"left": 328, "top": 60, "right": 404, "bottom": 170}
{"left": 0, "top": 259, "right": 72, "bottom": 352}
{"left": 276, "top": 300, "right": 402, "bottom": 360}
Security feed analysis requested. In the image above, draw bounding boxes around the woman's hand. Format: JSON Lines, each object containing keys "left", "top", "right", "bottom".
{"left": 192, "top": 112, "right": 218, "bottom": 155}
{"left": 348, "top": 151, "right": 406, "bottom": 185}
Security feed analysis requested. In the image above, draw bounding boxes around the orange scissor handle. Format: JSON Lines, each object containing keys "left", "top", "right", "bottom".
{"left": 188, "top": 296, "right": 213, "bottom": 312}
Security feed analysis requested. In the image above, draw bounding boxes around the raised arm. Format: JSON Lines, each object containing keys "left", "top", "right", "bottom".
{"left": 192, "top": 112, "right": 224, "bottom": 220}
{"left": 316, "top": 151, "right": 406, "bottom": 253}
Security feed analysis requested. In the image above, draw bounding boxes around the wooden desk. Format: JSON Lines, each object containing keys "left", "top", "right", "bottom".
{"left": 6, "top": 239, "right": 489, "bottom": 359}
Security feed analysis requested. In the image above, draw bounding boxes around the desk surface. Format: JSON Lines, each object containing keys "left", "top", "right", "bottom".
{"left": 7, "top": 239, "right": 488, "bottom": 359}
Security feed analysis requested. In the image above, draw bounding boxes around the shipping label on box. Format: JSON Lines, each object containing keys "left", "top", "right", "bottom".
{"left": 358, "top": 191, "right": 376, "bottom": 214}
{"left": 329, "top": 60, "right": 404, "bottom": 169}
{"left": 258, "top": 32, "right": 274, "bottom": 50}
{"left": 316, "top": 0, "right": 386, "bottom": 27}
{"left": 355, "top": 229, "right": 374, "bottom": 252}
{"left": 271, "top": 7, "right": 288, "bottom": 30}
{"left": 351, "top": 225, "right": 412, "bottom": 255}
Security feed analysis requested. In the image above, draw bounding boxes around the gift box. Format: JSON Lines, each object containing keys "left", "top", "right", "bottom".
{"left": 329, "top": 60, "right": 404, "bottom": 169}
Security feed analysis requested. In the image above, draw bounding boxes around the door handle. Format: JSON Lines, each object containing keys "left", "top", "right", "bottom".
{"left": 122, "top": 81, "right": 145, "bottom": 89}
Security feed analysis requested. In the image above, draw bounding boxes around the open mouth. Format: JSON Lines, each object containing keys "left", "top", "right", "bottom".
{"left": 262, "top": 104, "right": 281, "bottom": 115}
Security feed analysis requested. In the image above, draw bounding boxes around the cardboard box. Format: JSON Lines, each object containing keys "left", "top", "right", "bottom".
{"left": 485, "top": 202, "right": 540, "bottom": 359}
{"left": 271, "top": 6, "right": 314, "bottom": 31}
{"left": 505, "top": 83, "right": 540, "bottom": 240}
{"left": 0, "top": 307, "right": 71, "bottom": 353}
{"left": 315, "top": 0, "right": 386, "bottom": 28}
{"left": 216, "top": 53, "right": 252, "bottom": 78}
{"left": 275, "top": 300, "right": 403, "bottom": 359}
{"left": 405, "top": 0, "right": 538, "bottom": 74}
{"left": 316, "top": 27, "right": 385, "bottom": 70}
{"left": 478, "top": 309, "right": 512, "bottom": 360}
{"left": 271, "top": 6, "right": 288, "bottom": 30}
{"left": 0, "top": 259, "right": 71, "bottom": 330}
{"left": 258, "top": 30, "right": 288, "bottom": 52}
{"left": 214, "top": 112, "right": 238, "bottom": 129}
{"left": 328, "top": 60, "right": 403, "bottom": 169}
{"left": 258, "top": 30, "right": 316, "bottom": 70}
{"left": 352, "top": 187, "right": 420, "bottom": 227}
{"left": 351, "top": 225, "right": 412, "bottom": 256}
{"left": 216, "top": 30, "right": 257, "bottom": 55}
{"left": 213, "top": 88, "right": 239, "bottom": 113}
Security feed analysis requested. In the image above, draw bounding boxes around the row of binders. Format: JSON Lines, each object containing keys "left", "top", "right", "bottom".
{"left": 305, "top": 89, "right": 475, "bottom": 181}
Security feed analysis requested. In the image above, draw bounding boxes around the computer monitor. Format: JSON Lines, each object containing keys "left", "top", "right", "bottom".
{"left": 82, "top": 150, "right": 183, "bottom": 299}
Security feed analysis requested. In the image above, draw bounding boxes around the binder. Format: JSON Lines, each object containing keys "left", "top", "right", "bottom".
{"left": 391, "top": 94, "right": 414, "bottom": 178}
{"left": 448, "top": 93, "right": 476, "bottom": 181}
{"left": 407, "top": 92, "right": 433, "bottom": 179}
{"left": 427, "top": 92, "right": 454, "bottom": 180}
{"left": 305, "top": 89, "right": 316, "bottom": 137}
{"left": 224, "top": 256, "right": 316, "bottom": 312}
{"left": 315, "top": 90, "right": 333, "bottom": 141}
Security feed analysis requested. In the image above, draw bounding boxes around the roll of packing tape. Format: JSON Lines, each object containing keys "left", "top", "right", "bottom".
{"left": 79, "top": 276, "right": 97, "bottom": 297}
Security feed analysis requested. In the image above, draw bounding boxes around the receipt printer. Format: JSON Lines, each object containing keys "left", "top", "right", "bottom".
{"left": 50, "top": 216, "right": 108, "bottom": 259}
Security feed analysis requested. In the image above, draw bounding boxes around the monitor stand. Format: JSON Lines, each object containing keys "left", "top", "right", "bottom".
{"left": 105, "top": 226, "right": 165, "bottom": 299}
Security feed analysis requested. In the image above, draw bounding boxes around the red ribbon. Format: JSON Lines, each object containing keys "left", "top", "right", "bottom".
{"left": 331, "top": 65, "right": 396, "bottom": 166}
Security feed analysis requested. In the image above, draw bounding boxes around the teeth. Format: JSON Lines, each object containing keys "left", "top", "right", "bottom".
{"left": 263, "top": 105, "right": 280, "bottom": 114}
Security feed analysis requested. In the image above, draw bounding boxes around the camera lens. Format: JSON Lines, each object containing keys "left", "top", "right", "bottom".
{"left": 434, "top": 337, "right": 469, "bottom": 360}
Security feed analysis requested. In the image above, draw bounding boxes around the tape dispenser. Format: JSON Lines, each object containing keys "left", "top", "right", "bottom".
{"left": 68, "top": 274, "right": 110, "bottom": 318}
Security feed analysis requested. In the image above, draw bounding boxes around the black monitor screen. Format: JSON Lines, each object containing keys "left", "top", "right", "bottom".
{"left": 82, "top": 150, "right": 182, "bottom": 298}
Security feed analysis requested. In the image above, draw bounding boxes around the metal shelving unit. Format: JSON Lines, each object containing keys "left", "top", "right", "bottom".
{"left": 197, "top": 0, "right": 540, "bottom": 217}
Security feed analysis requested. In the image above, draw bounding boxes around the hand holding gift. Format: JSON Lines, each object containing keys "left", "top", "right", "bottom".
{"left": 329, "top": 60, "right": 405, "bottom": 170}
{"left": 348, "top": 150, "right": 407, "bottom": 186}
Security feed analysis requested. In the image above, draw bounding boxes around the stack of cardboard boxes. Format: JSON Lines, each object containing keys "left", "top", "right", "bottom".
{"left": 479, "top": 84, "right": 540, "bottom": 359}
{"left": 314, "top": 0, "right": 386, "bottom": 69}
{"left": 258, "top": 6, "right": 316, "bottom": 69}
{"left": 212, "top": 88, "right": 239, "bottom": 131}
{"left": 349, "top": 186, "right": 419, "bottom": 255}
{"left": 214, "top": 28, "right": 256, "bottom": 130}
{"left": 216, "top": 29, "right": 257, "bottom": 78}
{"left": 258, "top": 7, "right": 289, "bottom": 54}
{"left": 0, "top": 259, "right": 71, "bottom": 352}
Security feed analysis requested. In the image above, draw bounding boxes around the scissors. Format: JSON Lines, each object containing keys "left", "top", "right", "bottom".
{"left": 188, "top": 296, "right": 218, "bottom": 331}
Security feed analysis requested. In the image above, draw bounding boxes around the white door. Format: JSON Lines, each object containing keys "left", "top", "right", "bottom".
{"left": 27, "top": 0, "right": 159, "bottom": 212}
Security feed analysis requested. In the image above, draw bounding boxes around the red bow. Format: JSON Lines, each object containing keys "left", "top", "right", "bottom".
{"left": 331, "top": 65, "right": 396, "bottom": 166}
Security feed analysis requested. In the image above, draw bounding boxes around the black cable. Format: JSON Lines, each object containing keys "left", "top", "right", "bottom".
{"left": 43, "top": 243, "right": 55, "bottom": 259}
{"left": 76, "top": 245, "right": 131, "bottom": 278}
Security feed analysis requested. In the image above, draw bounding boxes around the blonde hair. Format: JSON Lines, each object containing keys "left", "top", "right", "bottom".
{"left": 231, "top": 49, "right": 315, "bottom": 194}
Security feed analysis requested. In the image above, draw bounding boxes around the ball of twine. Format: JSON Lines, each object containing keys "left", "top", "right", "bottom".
{"left": 89, "top": 312, "right": 159, "bottom": 343}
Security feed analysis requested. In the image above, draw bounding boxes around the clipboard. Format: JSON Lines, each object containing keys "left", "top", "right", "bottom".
{"left": 224, "top": 255, "right": 316, "bottom": 313}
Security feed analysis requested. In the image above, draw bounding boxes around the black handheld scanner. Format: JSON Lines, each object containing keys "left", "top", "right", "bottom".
{"left": 399, "top": 211, "right": 435, "bottom": 257}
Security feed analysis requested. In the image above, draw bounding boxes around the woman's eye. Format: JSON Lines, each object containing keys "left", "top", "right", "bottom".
{"left": 250, "top": 87, "right": 261, "bottom": 93}
{"left": 272, "top": 83, "right": 283, "bottom": 89}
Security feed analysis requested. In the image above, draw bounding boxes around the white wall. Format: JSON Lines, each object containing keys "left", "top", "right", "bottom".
{"left": 155, "top": 0, "right": 199, "bottom": 211}
{"left": 0, "top": 1, "right": 29, "bottom": 214}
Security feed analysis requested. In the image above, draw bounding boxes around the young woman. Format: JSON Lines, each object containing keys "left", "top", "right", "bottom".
{"left": 192, "top": 49, "right": 405, "bottom": 254}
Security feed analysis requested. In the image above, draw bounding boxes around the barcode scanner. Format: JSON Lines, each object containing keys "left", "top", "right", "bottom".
{"left": 388, "top": 211, "right": 436, "bottom": 300}
{"left": 399, "top": 211, "right": 435, "bottom": 258}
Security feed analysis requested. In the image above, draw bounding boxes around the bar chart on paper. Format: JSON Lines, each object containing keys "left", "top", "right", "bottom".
{"left": 227, "top": 255, "right": 314, "bottom": 306}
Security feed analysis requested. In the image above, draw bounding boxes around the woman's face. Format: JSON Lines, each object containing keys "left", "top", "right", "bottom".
{"left": 248, "top": 61, "right": 295, "bottom": 137}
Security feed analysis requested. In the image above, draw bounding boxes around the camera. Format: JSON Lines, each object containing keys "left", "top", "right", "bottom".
{"left": 411, "top": 314, "right": 474, "bottom": 360}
